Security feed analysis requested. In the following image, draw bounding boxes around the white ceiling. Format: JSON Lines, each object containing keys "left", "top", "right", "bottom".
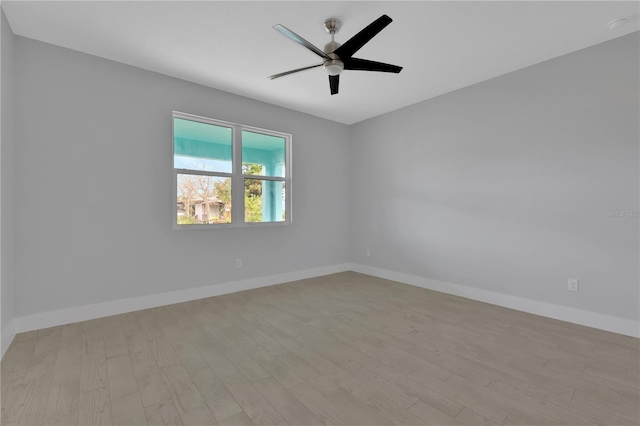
{"left": 3, "top": 1, "right": 639, "bottom": 125}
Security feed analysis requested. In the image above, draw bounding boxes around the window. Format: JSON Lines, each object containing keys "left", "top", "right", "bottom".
{"left": 173, "top": 112, "right": 291, "bottom": 228}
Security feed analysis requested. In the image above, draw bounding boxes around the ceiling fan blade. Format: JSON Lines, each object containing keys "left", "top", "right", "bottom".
{"left": 274, "top": 24, "right": 331, "bottom": 60}
{"left": 329, "top": 75, "right": 339, "bottom": 95}
{"left": 334, "top": 15, "right": 392, "bottom": 59}
{"left": 343, "top": 57, "right": 402, "bottom": 73}
{"left": 268, "top": 64, "right": 323, "bottom": 80}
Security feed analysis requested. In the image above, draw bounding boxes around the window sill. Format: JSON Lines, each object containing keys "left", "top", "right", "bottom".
{"left": 173, "top": 221, "right": 290, "bottom": 230}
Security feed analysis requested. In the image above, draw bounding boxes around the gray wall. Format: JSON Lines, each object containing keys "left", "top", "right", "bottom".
{"left": 350, "top": 33, "right": 639, "bottom": 321}
{"left": 6, "top": 28, "right": 639, "bottom": 325}
{"left": 13, "top": 37, "right": 350, "bottom": 317}
{"left": 1, "top": 10, "right": 15, "bottom": 334}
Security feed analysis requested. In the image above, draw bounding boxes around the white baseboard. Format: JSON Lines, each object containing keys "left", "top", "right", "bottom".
{"left": 1, "top": 318, "right": 16, "bottom": 358}
{"left": 13, "top": 263, "right": 351, "bottom": 334}
{"left": 6, "top": 261, "right": 637, "bottom": 354}
{"left": 351, "top": 263, "right": 640, "bottom": 338}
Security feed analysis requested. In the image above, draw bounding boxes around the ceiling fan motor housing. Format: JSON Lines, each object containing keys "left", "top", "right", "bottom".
{"left": 323, "top": 40, "right": 343, "bottom": 75}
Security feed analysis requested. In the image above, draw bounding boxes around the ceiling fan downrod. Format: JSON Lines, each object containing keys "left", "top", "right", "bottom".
{"left": 323, "top": 18, "right": 344, "bottom": 77}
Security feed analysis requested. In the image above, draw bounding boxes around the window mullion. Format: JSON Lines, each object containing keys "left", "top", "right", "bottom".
{"left": 243, "top": 175, "right": 285, "bottom": 182}
{"left": 231, "top": 125, "right": 243, "bottom": 225}
{"left": 286, "top": 134, "right": 292, "bottom": 223}
{"left": 174, "top": 168, "right": 231, "bottom": 178}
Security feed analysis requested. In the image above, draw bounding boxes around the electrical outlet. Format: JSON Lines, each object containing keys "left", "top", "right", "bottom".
{"left": 365, "top": 249, "right": 371, "bottom": 257}
{"left": 236, "top": 259, "right": 242, "bottom": 269}
{"left": 568, "top": 279, "right": 579, "bottom": 292}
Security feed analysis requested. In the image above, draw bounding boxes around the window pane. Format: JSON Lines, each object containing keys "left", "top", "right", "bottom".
{"left": 242, "top": 131, "right": 285, "bottom": 178}
{"left": 174, "top": 118, "right": 232, "bottom": 173}
{"left": 244, "top": 179, "right": 285, "bottom": 223}
{"left": 177, "top": 174, "right": 231, "bottom": 224}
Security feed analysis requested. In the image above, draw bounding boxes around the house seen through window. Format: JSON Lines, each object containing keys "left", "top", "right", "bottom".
{"left": 173, "top": 112, "right": 291, "bottom": 227}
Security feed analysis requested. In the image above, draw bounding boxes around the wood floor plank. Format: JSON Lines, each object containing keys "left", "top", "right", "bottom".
{"left": 110, "top": 393, "right": 147, "bottom": 426}
{"left": 243, "top": 326, "right": 290, "bottom": 357}
{"left": 159, "top": 363, "right": 206, "bottom": 414}
{"left": 255, "top": 322, "right": 319, "bottom": 362}
{"left": 43, "top": 338, "right": 83, "bottom": 426}
{"left": 341, "top": 359, "right": 417, "bottom": 409}
{"left": 289, "top": 381, "right": 355, "bottom": 425}
{"left": 2, "top": 272, "right": 638, "bottom": 426}
{"left": 223, "top": 344, "right": 271, "bottom": 383}
{"left": 197, "top": 343, "right": 239, "bottom": 379}
{"left": 249, "top": 348, "right": 304, "bottom": 389}
{"left": 80, "top": 345, "right": 108, "bottom": 392}
{"left": 149, "top": 335, "right": 182, "bottom": 368}
{"left": 105, "top": 355, "right": 138, "bottom": 400}
{"left": 221, "top": 372, "right": 284, "bottom": 425}
{"left": 154, "top": 309, "right": 192, "bottom": 347}
{"left": 172, "top": 342, "right": 210, "bottom": 375}
{"left": 324, "top": 387, "right": 390, "bottom": 425}
{"left": 1, "top": 373, "right": 53, "bottom": 426}
{"left": 219, "top": 411, "right": 254, "bottom": 426}
{"left": 43, "top": 383, "right": 80, "bottom": 425}
{"left": 144, "top": 398, "right": 183, "bottom": 425}
{"left": 133, "top": 360, "right": 173, "bottom": 408}
{"left": 307, "top": 356, "right": 377, "bottom": 402}
{"left": 374, "top": 364, "right": 464, "bottom": 418}
{"left": 572, "top": 388, "right": 640, "bottom": 423}
{"left": 464, "top": 371, "right": 592, "bottom": 425}
{"left": 584, "top": 364, "right": 640, "bottom": 390}
{"left": 253, "top": 377, "right": 322, "bottom": 425}
{"left": 11, "top": 330, "right": 39, "bottom": 345}
{"left": 219, "top": 325, "right": 262, "bottom": 354}
{"left": 411, "top": 370, "right": 510, "bottom": 423}
{"left": 78, "top": 387, "right": 112, "bottom": 425}
{"left": 188, "top": 366, "right": 243, "bottom": 423}
{"left": 179, "top": 406, "right": 219, "bottom": 425}
{"left": 568, "top": 399, "right": 639, "bottom": 425}
{"left": 101, "top": 320, "right": 129, "bottom": 360}
{"left": 275, "top": 352, "right": 339, "bottom": 395}
{"left": 407, "top": 400, "right": 461, "bottom": 425}
{"left": 525, "top": 382, "right": 574, "bottom": 407}
{"left": 454, "top": 407, "right": 498, "bottom": 425}
{"left": 366, "top": 392, "right": 426, "bottom": 425}
{"left": 1, "top": 339, "right": 37, "bottom": 375}
{"left": 120, "top": 314, "right": 155, "bottom": 364}
{"left": 0, "top": 369, "right": 28, "bottom": 423}
{"left": 23, "top": 327, "right": 63, "bottom": 383}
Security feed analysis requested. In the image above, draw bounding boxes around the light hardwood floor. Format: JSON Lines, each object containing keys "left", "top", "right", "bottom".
{"left": 2, "top": 272, "right": 639, "bottom": 425}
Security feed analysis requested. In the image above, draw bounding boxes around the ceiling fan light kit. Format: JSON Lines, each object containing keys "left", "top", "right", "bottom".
{"left": 324, "top": 61, "right": 344, "bottom": 76}
{"left": 269, "top": 14, "right": 403, "bottom": 95}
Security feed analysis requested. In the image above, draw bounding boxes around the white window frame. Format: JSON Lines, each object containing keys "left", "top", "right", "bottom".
{"left": 172, "top": 111, "right": 292, "bottom": 229}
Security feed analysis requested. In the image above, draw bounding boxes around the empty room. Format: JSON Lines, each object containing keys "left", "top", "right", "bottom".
{"left": 1, "top": 1, "right": 638, "bottom": 425}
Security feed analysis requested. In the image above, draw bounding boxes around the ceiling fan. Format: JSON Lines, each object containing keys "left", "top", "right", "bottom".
{"left": 268, "top": 15, "right": 403, "bottom": 95}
